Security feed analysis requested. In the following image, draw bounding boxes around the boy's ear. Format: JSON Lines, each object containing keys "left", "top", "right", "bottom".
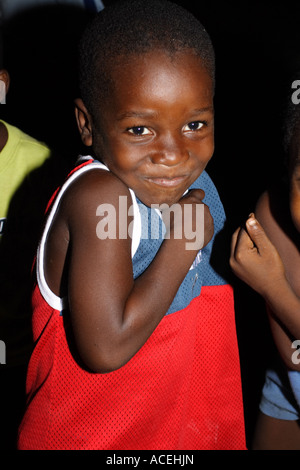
{"left": 74, "top": 98, "right": 93, "bottom": 147}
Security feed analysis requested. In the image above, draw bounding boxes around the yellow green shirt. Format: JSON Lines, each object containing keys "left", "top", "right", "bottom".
{"left": 0, "top": 120, "right": 51, "bottom": 226}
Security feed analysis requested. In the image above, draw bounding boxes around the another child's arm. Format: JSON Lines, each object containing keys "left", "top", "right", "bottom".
{"left": 230, "top": 197, "right": 300, "bottom": 371}
{"left": 54, "top": 170, "right": 213, "bottom": 373}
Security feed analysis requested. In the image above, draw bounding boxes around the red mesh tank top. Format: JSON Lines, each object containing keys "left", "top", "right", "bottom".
{"left": 18, "top": 159, "right": 246, "bottom": 450}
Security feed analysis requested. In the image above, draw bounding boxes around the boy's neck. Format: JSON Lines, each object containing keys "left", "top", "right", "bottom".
{"left": 0, "top": 121, "right": 8, "bottom": 152}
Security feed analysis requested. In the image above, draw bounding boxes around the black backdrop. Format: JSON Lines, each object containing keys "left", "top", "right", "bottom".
{"left": 2, "top": 0, "right": 300, "bottom": 449}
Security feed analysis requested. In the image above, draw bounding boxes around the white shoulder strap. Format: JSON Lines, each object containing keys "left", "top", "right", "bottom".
{"left": 37, "top": 158, "right": 141, "bottom": 311}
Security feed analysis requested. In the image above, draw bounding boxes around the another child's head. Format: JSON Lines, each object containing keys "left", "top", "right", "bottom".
{"left": 75, "top": 0, "right": 215, "bottom": 206}
{"left": 283, "top": 78, "right": 300, "bottom": 231}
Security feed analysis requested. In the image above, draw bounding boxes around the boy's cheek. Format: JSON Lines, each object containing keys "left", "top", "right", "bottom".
{"left": 0, "top": 80, "right": 6, "bottom": 104}
{"left": 201, "top": 137, "right": 214, "bottom": 163}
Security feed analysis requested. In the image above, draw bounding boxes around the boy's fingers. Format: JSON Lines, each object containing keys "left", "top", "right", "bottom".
{"left": 230, "top": 225, "right": 254, "bottom": 258}
{"left": 245, "top": 215, "right": 269, "bottom": 252}
{"left": 236, "top": 225, "right": 255, "bottom": 252}
{"left": 182, "top": 188, "right": 205, "bottom": 201}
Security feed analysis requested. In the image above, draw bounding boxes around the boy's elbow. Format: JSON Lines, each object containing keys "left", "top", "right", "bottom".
{"left": 80, "top": 348, "right": 129, "bottom": 374}
{"left": 75, "top": 329, "right": 135, "bottom": 373}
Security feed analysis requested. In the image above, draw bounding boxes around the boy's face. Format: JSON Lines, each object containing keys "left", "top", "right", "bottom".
{"left": 80, "top": 49, "right": 214, "bottom": 207}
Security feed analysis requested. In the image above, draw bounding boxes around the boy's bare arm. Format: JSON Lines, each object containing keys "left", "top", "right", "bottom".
{"left": 63, "top": 170, "right": 213, "bottom": 373}
{"left": 230, "top": 199, "right": 300, "bottom": 371}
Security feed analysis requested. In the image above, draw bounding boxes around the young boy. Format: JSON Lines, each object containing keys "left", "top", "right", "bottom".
{"left": 18, "top": 0, "right": 246, "bottom": 450}
{"left": 230, "top": 84, "right": 300, "bottom": 449}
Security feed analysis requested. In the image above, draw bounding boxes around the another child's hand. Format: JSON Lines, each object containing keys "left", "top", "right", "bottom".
{"left": 161, "top": 188, "right": 214, "bottom": 252}
{"left": 230, "top": 214, "right": 286, "bottom": 297}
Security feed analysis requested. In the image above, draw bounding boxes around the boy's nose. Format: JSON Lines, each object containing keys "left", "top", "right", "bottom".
{"left": 150, "top": 136, "right": 188, "bottom": 166}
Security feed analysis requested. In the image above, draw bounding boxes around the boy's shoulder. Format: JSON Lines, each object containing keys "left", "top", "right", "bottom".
{"left": 256, "top": 184, "right": 299, "bottom": 257}
{"left": 255, "top": 185, "right": 288, "bottom": 235}
{"left": 50, "top": 159, "right": 132, "bottom": 229}
{"left": 63, "top": 159, "right": 131, "bottom": 204}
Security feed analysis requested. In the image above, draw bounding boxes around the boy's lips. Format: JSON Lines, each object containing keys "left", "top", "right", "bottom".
{"left": 146, "top": 175, "right": 187, "bottom": 188}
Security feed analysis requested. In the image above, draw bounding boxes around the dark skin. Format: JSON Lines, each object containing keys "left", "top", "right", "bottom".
{"left": 230, "top": 131, "right": 300, "bottom": 449}
{"left": 44, "top": 50, "right": 215, "bottom": 373}
{"left": 0, "top": 69, "right": 10, "bottom": 151}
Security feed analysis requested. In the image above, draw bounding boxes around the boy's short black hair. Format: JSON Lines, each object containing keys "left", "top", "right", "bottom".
{"left": 78, "top": 0, "right": 215, "bottom": 119}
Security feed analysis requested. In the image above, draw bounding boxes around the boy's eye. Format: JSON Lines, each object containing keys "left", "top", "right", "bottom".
{"left": 183, "top": 121, "right": 204, "bottom": 132}
{"left": 127, "top": 126, "right": 151, "bottom": 136}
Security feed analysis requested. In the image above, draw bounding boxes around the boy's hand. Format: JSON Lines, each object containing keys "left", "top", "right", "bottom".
{"left": 161, "top": 188, "right": 214, "bottom": 252}
{"left": 230, "top": 214, "right": 286, "bottom": 296}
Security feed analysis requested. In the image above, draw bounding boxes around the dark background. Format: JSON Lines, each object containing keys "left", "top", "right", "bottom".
{"left": 1, "top": 0, "right": 300, "bottom": 449}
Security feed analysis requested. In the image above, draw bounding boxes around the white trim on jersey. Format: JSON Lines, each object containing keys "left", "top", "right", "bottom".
{"left": 36, "top": 158, "right": 141, "bottom": 311}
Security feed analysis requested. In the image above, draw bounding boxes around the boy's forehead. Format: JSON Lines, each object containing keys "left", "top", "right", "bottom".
{"left": 106, "top": 49, "right": 213, "bottom": 86}
{"left": 95, "top": 49, "right": 213, "bottom": 119}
